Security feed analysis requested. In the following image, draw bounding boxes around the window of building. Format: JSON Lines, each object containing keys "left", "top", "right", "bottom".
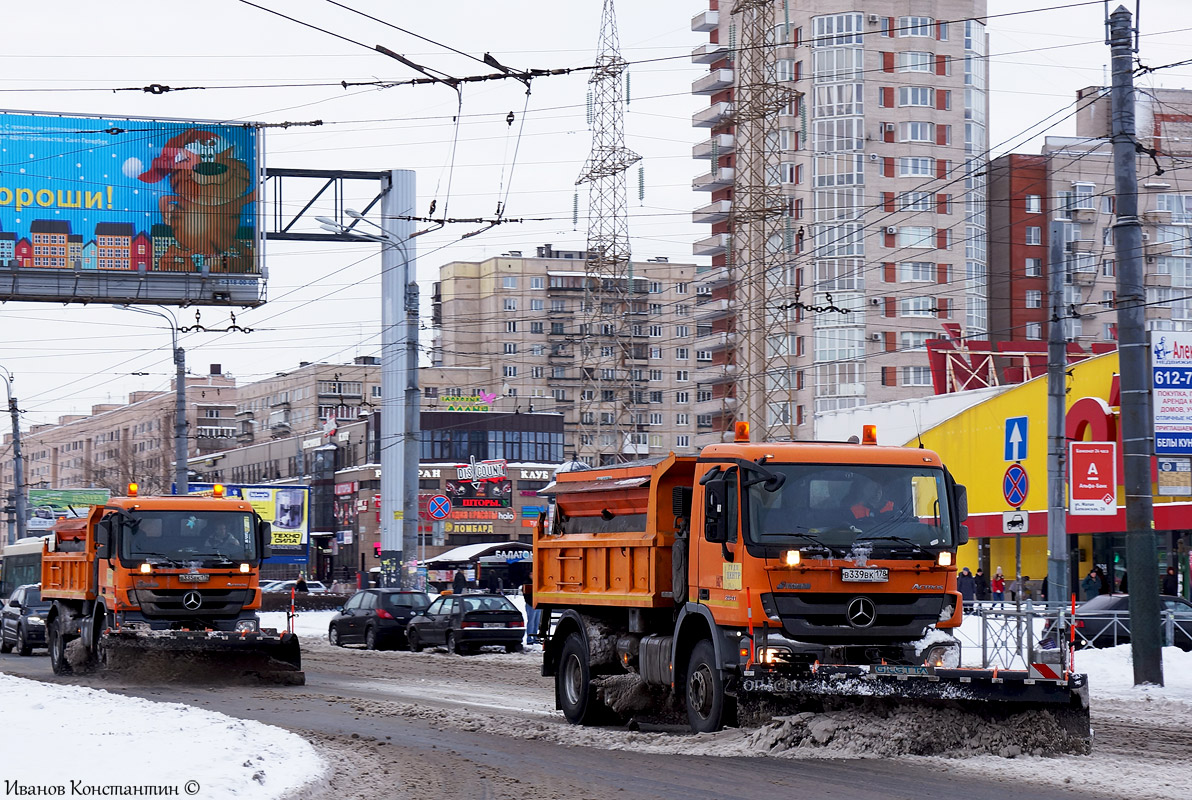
{"left": 898, "top": 16, "right": 934, "bottom": 37}
{"left": 1025, "top": 195, "right": 1041, "bottom": 214}
{"left": 1073, "top": 182, "right": 1096, "bottom": 210}
{"left": 530, "top": 299, "right": 544, "bottom": 311}
{"left": 676, "top": 348, "right": 690, "bottom": 360}
{"left": 650, "top": 325, "right": 663, "bottom": 337}
{"left": 504, "top": 343, "right": 518, "bottom": 354}
{"left": 900, "top": 261, "right": 934, "bottom": 281}
{"left": 676, "top": 283, "right": 689, "bottom": 294}
{"left": 898, "top": 157, "right": 934, "bottom": 176}
{"left": 900, "top": 331, "right": 934, "bottom": 350}
{"left": 902, "top": 366, "right": 932, "bottom": 386}
{"left": 898, "top": 121, "right": 934, "bottom": 142}
{"left": 1025, "top": 257, "right": 1042, "bottom": 277}
{"left": 676, "top": 435, "right": 691, "bottom": 447}
{"left": 650, "top": 346, "right": 663, "bottom": 359}
{"left": 898, "top": 227, "right": 935, "bottom": 248}
{"left": 676, "top": 369, "right": 690, "bottom": 381}
{"left": 676, "top": 391, "right": 689, "bottom": 404}
{"left": 1025, "top": 290, "right": 1042, "bottom": 308}
{"left": 897, "top": 51, "right": 933, "bottom": 72}
{"left": 530, "top": 321, "right": 544, "bottom": 334}
{"left": 502, "top": 276, "right": 517, "bottom": 289}
{"left": 812, "top": 12, "right": 864, "bottom": 47}
{"left": 1025, "top": 226, "right": 1042, "bottom": 245}
{"left": 502, "top": 366, "right": 517, "bottom": 377}
{"left": 900, "top": 297, "right": 935, "bottom": 317}
{"left": 1025, "top": 322, "right": 1042, "bottom": 340}
{"left": 503, "top": 298, "right": 517, "bottom": 312}
{"left": 529, "top": 276, "right": 544, "bottom": 289}
{"left": 898, "top": 191, "right": 933, "bottom": 212}
{"left": 1103, "top": 259, "right": 1116, "bottom": 277}
{"left": 898, "top": 86, "right": 934, "bottom": 107}
{"left": 675, "top": 325, "right": 690, "bottom": 338}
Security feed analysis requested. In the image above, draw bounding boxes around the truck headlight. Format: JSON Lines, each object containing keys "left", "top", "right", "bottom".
{"left": 939, "top": 603, "right": 955, "bottom": 622}
{"left": 235, "top": 619, "right": 259, "bottom": 633}
{"left": 937, "top": 551, "right": 952, "bottom": 567}
{"left": 239, "top": 563, "right": 251, "bottom": 574}
{"left": 140, "top": 562, "right": 153, "bottom": 574}
{"left": 784, "top": 549, "right": 801, "bottom": 566}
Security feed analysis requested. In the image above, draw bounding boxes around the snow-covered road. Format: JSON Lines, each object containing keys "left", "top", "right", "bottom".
{"left": 2, "top": 606, "right": 1191, "bottom": 799}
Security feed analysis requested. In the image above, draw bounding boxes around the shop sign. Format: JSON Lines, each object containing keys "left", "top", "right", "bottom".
{"left": 1069, "top": 442, "right": 1117, "bottom": 515}
{"left": 334, "top": 481, "right": 358, "bottom": 496}
{"left": 1153, "top": 332, "right": 1192, "bottom": 454}
{"left": 440, "top": 392, "right": 497, "bottom": 412}
{"left": 519, "top": 469, "right": 552, "bottom": 480}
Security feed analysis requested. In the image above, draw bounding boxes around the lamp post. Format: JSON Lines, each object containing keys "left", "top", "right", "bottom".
{"left": 316, "top": 169, "right": 419, "bottom": 588}
{"left": 121, "top": 306, "right": 187, "bottom": 495}
{"left": 0, "top": 367, "right": 26, "bottom": 543}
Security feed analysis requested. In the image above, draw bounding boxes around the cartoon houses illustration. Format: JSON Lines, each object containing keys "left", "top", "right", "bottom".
{"left": 0, "top": 232, "right": 15, "bottom": 267}
{"left": 95, "top": 222, "right": 134, "bottom": 270}
{"left": 82, "top": 240, "right": 97, "bottom": 270}
{"left": 30, "top": 220, "right": 71, "bottom": 267}
{"left": 68, "top": 234, "right": 82, "bottom": 269}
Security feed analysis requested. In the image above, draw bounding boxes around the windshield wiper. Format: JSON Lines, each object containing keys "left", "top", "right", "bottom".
{"left": 778, "top": 530, "right": 845, "bottom": 557}
{"left": 132, "top": 551, "right": 185, "bottom": 566}
{"left": 852, "top": 535, "right": 933, "bottom": 557}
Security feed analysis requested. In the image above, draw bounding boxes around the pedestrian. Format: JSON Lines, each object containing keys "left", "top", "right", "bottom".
{"left": 1020, "top": 575, "right": 1032, "bottom": 601}
{"left": 975, "top": 568, "right": 991, "bottom": 602}
{"left": 1096, "top": 566, "right": 1111, "bottom": 595}
{"left": 295, "top": 574, "right": 308, "bottom": 593}
{"left": 957, "top": 567, "right": 976, "bottom": 611}
{"left": 991, "top": 567, "right": 1006, "bottom": 605}
{"left": 1081, "top": 569, "right": 1100, "bottom": 601}
{"left": 452, "top": 568, "right": 467, "bottom": 595}
{"left": 1162, "top": 566, "right": 1178, "bottom": 596}
{"left": 1118, "top": 570, "right": 1128, "bottom": 593}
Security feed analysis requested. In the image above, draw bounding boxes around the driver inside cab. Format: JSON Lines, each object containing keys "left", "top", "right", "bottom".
{"left": 848, "top": 480, "right": 895, "bottom": 520}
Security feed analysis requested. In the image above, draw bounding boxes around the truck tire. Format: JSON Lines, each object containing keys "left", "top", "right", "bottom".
{"left": 557, "top": 633, "right": 599, "bottom": 725}
{"left": 686, "top": 639, "right": 731, "bottom": 733}
{"left": 48, "top": 619, "right": 73, "bottom": 676}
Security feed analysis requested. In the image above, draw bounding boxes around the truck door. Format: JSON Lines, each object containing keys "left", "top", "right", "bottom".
{"left": 692, "top": 466, "right": 741, "bottom": 607}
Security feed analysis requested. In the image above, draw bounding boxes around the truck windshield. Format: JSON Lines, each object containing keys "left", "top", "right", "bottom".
{"left": 745, "top": 464, "right": 954, "bottom": 551}
{"left": 120, "top": 511, "right": 258, "bottom": 563}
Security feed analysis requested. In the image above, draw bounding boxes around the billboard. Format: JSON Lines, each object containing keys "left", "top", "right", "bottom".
{"left": 26, "top": 488, "right": 111, "bottom": 529}
{"left": 0, "top": 112, "right": 263, "bottom": 307}
{"left": 1153, "top": 332, "right": 1192, "bottom": 454}
{"left": 445, "top": 479, "right": 512, "bottom": 508}
{"left": 189, "top": 483, "right": 309, "bottom": 564}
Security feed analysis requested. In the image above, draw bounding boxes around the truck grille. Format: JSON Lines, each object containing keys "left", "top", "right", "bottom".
{"left": 766, "top": 591, "right": 946, "bottom": 642}
{"left": 130, "top": 588, "right": 251, "bottom": 619}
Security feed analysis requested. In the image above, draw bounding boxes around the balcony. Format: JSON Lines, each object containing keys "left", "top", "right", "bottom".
{"left": 1071, "top": 207, "right": 1098, "bottom": 223}
{"left": 235, "top": 408, "right": 254, "bottom": 418}
{"left": 693, "top": 167, "right": 734, "bottom": 192}
{"left": 693, "top": 200, "right": 732, "bottom": 225}
{"left": 691, "top": 42, "right": 730, "bottom": 64}
{"left": 694, "top": 362, "right": 738, "bottom": 384}
{"left": 691, "top": 9, "right": 719, "bottom": 32}
{"left": 1067, "top": 239, "right": 1098, "bottom": 254}
{"left": 695, "top": 394, "right": 738, "bottom": 416}
{"left": 1071, "top": 269, "right": 1099, "bottom": 284}
{"left": 693, "top": 233, "right": 731, "bottom": 257}
{"left": 236, "top": 428, "right": 254, "bottom": 445}
{"left": 695, "top": 298, "right": 733, "bottom": 323}
{"left": 692, "top": 133, "right": 735, "bottom": 160}
{"left": 692, "top": 101, "right": 732, "bottom": 128}
{"left": 1142, "top": 209, "right": 1173, "bottom": 225}
{"left": 696, "top": 266, "right": 733, "bottom": 288}
{"left": 692, "top": 69, "right": 733, "bottom": 95}
{"left": 1145, "top": 240, "right": 1174, "bottom": 258}
{"left": 622, "top": 435, "right": 650, "bottom": 456}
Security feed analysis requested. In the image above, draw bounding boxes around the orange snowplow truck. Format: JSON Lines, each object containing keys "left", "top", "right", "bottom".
{"left": 533, "top": 430, "right": 1089, "bottom": 736}
{"left": 40, "top": 486, "right": 303, "bottom": 683}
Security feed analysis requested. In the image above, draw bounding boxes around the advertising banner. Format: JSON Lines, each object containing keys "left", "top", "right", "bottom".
{"left": 1153, "top": 332, "right": 1192, "bottom": 453}
{"left": 26, "top": 488, "right": 111, "bottom": 529}
{"left": 189, "top": 483, "right": 309, "bottom": 563}
{"left": 1069, "top": 442, "right": 1118, "bottom": 516}
{"left": 0, "top": 112, "right": 263, "bottom": 307}
{"left": 445, "top": 479, "right": 512, "bottom": 508}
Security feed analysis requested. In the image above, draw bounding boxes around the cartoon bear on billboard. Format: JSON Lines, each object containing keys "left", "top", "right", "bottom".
{"left": 138, "top": 129, "right": 255, "bottom": 273}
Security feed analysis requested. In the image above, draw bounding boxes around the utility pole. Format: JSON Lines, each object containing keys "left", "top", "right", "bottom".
{"left": 1108, "top": 4, "right": 1163, "bottom": 685}
{"left": 173, "top": 341, "right": 188, "bottom": 495}
{"left": 0, "top": 369, "right": 26, "bottom": 542}
{"left": 1047, "top": 221, "right": 1069, "bottom": 604}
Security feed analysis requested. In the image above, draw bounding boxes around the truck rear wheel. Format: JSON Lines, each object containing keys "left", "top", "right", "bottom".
{"left": 686, "top": 639, "right": 731, "bottom": 733}
{"left": 48, "top": 619, "right": 73, "bottom": 676}
{"left": 557, "top": 633, "right": 599, "bottom": 725}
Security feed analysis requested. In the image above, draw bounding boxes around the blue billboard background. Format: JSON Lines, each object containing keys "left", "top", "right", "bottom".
{"left": 0, "top": 112, "right": 259, "bottom": 276}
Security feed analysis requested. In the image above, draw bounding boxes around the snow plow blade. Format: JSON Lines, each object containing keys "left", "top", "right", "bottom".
{"left": 100, "top": 628, "right": 304, "bottom": 684}
{"left": 739, "top": 664, "right": 1090, "bottom": 747}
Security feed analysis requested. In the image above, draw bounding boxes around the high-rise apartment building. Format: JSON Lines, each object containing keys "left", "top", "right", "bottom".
{"left": 691, "top": 2, "right": 988, "bottom": 443}
{"left": 431, "top": 245, "right": 701, "bottom": 465}
{"left": 989, "top": 86, "right": 1192, "bottom": 345}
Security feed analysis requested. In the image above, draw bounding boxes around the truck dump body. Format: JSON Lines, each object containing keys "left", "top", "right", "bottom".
{"left": 40, "top": 493, "right": 302, "bottom": 683}
{"left": 535, "top": 454, "right": 696, "bottom": 609}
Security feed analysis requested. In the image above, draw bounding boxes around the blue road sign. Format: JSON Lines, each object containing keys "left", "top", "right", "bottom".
{"left": 1003, "top": 464, "right": 1029, "bottom": 507}
{"left": 427, "top": 494, "right": 452, "bottom": 520}
{"left": 1004, "top": 416, "right": 1029, "bottom": 461}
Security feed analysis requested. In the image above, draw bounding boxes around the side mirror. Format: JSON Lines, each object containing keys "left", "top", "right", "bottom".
{"left": 704, "top": 479, "right": 728, "bottom": 544}
{"left": 336, "top": 606, "right": 345, "bottom": 613}
{"left": 953, "top": 484, "right": 969, "bottom": 522}
{"left": 956, "top": 524, "right": 970, "bottom": 546}
{"left": 257, "top": 519, "right": 273, "bottom": 559}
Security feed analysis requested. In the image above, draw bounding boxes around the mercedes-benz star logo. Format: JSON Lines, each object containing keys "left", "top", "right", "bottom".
{"left": 846, "top": 596, "right": 876, "bottom": 628}
{"left": 182, "top": 591, "right": 203, "bottom": 611}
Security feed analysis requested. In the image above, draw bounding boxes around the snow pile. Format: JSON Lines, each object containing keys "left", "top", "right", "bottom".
{"left": 0, "top": 673, "right": 325, "bottom": 798}
{"left": 742, "top": 704, "right": 1088, "bottom": 758}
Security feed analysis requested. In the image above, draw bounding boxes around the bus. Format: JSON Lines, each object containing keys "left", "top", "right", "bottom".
{"left": 0, "top": 536, "right": 50, "bottom": 597}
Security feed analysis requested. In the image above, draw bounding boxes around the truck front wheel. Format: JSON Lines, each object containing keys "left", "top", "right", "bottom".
{"left": 686, "top": 639, "right": 731, "bottom": 733}
{"left": 557, "top": 633, "right": 597, "bottom": 725}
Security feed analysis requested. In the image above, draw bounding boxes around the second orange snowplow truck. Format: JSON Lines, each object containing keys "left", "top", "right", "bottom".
{"left": 533, "top": 431, "right": 1089, "bottom": 737}
{"left": 41, "top": 487, "right": 302, "bottom": 683}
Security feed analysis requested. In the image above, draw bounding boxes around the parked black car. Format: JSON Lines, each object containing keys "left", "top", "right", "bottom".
{"left": 328, "top": 589, "right": 431, "bottom": 650}
{"left": 1041, "top": 593, "right": 1192, "bottom": 651}
{"left": 406, "top": 593, "right": 524, "bottom": 654}
{"left": 1, "top": 584, "right": 50, "bottom": 656}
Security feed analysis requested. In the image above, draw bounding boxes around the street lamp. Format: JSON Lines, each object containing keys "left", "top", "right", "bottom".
{"left": 0, "top": 366, "right": 26, "bottom": 543}
{"left": 121, "top": 306, "right": 188, "bottom": 495}
{"left": 314, "top": 169, "right": 420, "bottom": 589}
